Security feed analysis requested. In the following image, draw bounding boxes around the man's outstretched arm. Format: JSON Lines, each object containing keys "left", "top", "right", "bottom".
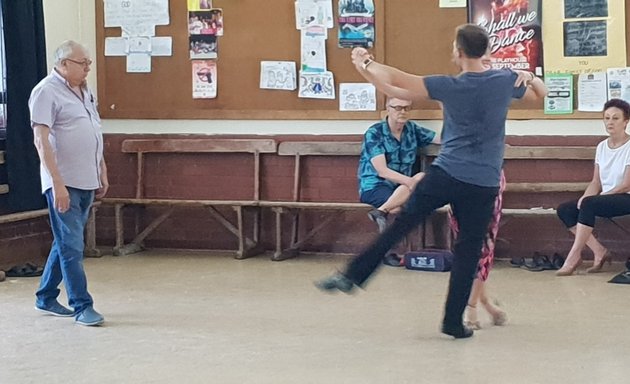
{"left": 351, "top": 48, "right": 430, "bottom": 102}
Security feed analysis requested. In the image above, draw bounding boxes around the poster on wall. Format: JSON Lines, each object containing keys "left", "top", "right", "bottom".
{"left": 468, "top": 0, "right": 543, "bottom": 75}
{"left": 338, "top": 0, "right": 375, "bottom": 48}
{"left": 542, "top": 0, "right": 626, "bottom": 75}
{"left": 607, "top": 68, "right": 630, "bottom": 104}
{"left": 339, "top": 83, "right": 376, "bottom": 111}
{"left": 544, "top": 74, "right": 573, "bottom": 114}
{"left": 192, "top": 60, "right": 217, "bottom": 99}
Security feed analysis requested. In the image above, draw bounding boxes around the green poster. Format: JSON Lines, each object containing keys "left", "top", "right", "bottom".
{"left": 544, "top": 74, "right": 573, "bottom": 114}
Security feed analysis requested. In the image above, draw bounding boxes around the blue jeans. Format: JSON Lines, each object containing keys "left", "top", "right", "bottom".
{"left": 36, "top": 187, "right": 95, "bottom": 314}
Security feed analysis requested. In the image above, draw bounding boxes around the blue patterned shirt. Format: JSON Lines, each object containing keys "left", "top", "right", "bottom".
{"left": 358, "top": 120, "right": 436, "bottom": 195}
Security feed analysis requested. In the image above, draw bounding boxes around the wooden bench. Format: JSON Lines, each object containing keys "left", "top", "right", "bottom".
{"left": 0, "top": 202, "right": 101, "bottom": 257}
{"left": 260, "top": 141, "right": 444, "bottom": 261}
{"left": 101, "top": 138, "right": 276, "bottom": 258}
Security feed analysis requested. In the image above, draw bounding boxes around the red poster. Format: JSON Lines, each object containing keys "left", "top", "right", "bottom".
{"left": 468, "top": 0, "right": 543, "bottom": 75}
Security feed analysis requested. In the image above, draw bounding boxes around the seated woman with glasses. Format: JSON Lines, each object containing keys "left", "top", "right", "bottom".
{"left": 556, "top": 98, "right": 630, "bottom": 276}
{"left": 357, "top": 97, "right": 440, "bottom": 235}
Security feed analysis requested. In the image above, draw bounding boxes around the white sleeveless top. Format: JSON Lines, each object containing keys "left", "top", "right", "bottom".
{"left": 595, "top": 138, "right": 630, "bottom": 194}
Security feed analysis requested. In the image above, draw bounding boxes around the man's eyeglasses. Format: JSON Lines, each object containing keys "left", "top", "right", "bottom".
{"left": 65, "top": 58, "right": 93, "bottom": 67}
{"left": 388, "top": 105, "right": 412, "bottom": 112}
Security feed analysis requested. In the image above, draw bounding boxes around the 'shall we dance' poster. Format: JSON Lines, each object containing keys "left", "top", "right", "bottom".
{"left": 468, "top": 0, "right": 543, "bottom": 76}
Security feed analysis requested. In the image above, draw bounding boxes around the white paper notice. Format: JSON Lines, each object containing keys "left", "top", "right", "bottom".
{"left": 104, "top": 0, "right": 170, "bottom": 36}
{"left": 339, "top": 83, "right": 376, "bottom": 111}
{"left": 260, "top": 61, "right": 297, "bottom": 91}
{"left": 127, "top": 53, "right": 152, "bottom": 73}
{"left": 578, "top": 72, "right": 607, "bottom": 112}
{"left": 298, "top": 71, "right": 335, "bottom": 99}
{"left": 105, "top": 37, "right": 128, "bottom": 56}
{"left": 301, "top": 31, "right": 327, "bottom": 72}
{"left": 607, "top": 68, "right": 630, "bottom": 104}
{"left": 151, "top": 37, "right": 172, "bottom": 56}
{"left": 439, "top": 0, "right": 466, "bottom": 7}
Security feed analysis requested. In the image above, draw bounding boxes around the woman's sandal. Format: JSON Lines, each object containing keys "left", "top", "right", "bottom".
{"left": 464, "top": 304, "right": 482, "bottom": 330}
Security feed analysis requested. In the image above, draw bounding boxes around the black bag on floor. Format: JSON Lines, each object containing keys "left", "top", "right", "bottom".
{"left": 404, "top": 249, "right": 453, "bottom": 272}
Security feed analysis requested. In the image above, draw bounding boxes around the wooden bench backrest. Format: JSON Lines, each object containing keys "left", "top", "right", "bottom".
{"left": 277, "top": 141, "right": 362, "bottom": 156}
{"left": 121, "top": 139, "right": 277, "bottom": 199}
{"left": 277, "top": 141, "right": 361, "bottom": 201}
{"left": 422, "top": 144, "right": 596, "bottom": 160}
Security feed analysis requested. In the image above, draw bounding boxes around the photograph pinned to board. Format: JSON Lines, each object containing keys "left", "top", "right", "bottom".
{"left": 260, "top": 61, "right": 297, "bottom": 91}
{"left": 189, "top": 9, "right": 223, "bottom": 36}
{"left": 607, "top": 67, "right": 630, "bottom": 103}
{"left": 295, "top": 0, "right": 334, "bottom": 29}
{"left": 190, "top": 34, "right": 217, "bottom": 59}
{"left": 564, "top": 0, "right": 608, "bottom": 19}
{"left": 298, "top": 71, "right": 335, "bottom": 99}
{"left": 188, "top": 0, "right": 212, "bottom": 11}
{"left": 192, "top": 60, "right": 217, "bottom": 99}
{"left": 339, "top": 83, "right": 376, "bottom": 111}
{"left": 338, "top": 0, "right": 375, "bottom": 48}
{"left": 544, "top": 74, "right": 573, "bottom": 114}
{"left": 301, "top": 30, "right": 327, "bottom": 72}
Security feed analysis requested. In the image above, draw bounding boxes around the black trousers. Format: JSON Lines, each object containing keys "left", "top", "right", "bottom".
{"left": 344, "top": 165, "right": 498, "bottom": 328}
{"left": 557, "top": 194, "right": 630, "bottom": 228}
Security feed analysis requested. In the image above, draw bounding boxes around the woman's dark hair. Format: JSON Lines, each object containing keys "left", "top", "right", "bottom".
{"left": 455, "top": 24, "right": 489, "bottom": 59}
{"left": 604, "top": 98, "right": 630, "bottom": 120}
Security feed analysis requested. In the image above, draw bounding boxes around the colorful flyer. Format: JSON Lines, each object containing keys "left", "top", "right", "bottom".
{"left": 468, "top": 0, "right": 543, "bottom": 75}
{"left": 338, "top": 0, "right": 375, "bottom": 48}
{"left": 544, "top": 74, "right": 573, "bottom": 114}
{"left": 192, "top": 60, "right": 217, "bottom": 99}
{"left": 188, "top": 0, "right": 212, "bottom": 11}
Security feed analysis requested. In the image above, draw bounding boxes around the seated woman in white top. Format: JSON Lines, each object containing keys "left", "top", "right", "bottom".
{"left": 556, "top": 98, "right": 630, "bottom": 276}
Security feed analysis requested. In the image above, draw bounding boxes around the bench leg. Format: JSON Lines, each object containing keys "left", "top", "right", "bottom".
{"left": 114, "top": 206, "right": 173, "bottom": 256}
{"left": 207, "top": 206, "right": 263, "bottom": 259}
{"left": 84, "top": 204, "right": 101, "bottom": 258}
{"left": 272, "top": 211, "right": 338, "bottom": 261}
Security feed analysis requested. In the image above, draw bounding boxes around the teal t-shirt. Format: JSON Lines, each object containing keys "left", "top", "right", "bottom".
{"left": 358, "top": 120, "right": 436, "bottom": 196}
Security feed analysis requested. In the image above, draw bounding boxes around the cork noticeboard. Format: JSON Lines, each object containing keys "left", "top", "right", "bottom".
{"left": 95, "top": 1, "right": 630, "bottom": 120}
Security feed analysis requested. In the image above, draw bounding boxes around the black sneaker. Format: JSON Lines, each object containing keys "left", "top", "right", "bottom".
{"left": 367, "top": 209, "right": 388, "bottom": 233}
{"left": 441, "top": 323, "right": 474, "bottom": 339}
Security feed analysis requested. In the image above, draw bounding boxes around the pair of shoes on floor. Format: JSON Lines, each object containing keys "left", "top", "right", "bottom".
{"left": 367, "top": 209, "right": 388, "bottom": 234}
{"left": 35, "top": 300, "right": 75, "bottom": 317}
{"left": 512, "top": 252, "right": 564, "bottom": 272}
{"left": 314, "top": 272, "right": 355, "bottom": 293}
{"left": 441, "top": 323, "right": 474, "bottom": 339}
{"left": 75, "top": 307, "right": 105, "bottom": 326}
{"left": 6, "top": 263, "right": 44, "bottom": 277}
{"left": 383, "top": 252, "right": 403, "bottom": 267}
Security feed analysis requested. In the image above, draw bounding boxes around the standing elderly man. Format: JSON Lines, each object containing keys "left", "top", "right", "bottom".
{"left": 358, "top": 97, "right": 438, "bottom": 235}
{"left": 317, "top": 24, "right": 547, "bottom": 339}
{"left": 29, "top": 40, "right": 108, "bottom": 326}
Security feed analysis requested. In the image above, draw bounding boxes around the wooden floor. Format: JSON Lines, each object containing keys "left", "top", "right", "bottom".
{"left": 0, "top": 250, "right": 628, "bottom": 384}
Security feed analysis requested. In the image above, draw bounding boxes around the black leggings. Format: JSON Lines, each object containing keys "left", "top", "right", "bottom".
{"left": 344, "top": 165, "right": 498, "bottom": 328}
{"left": 557, "top": 193, "right": 630, "bottom": 228}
